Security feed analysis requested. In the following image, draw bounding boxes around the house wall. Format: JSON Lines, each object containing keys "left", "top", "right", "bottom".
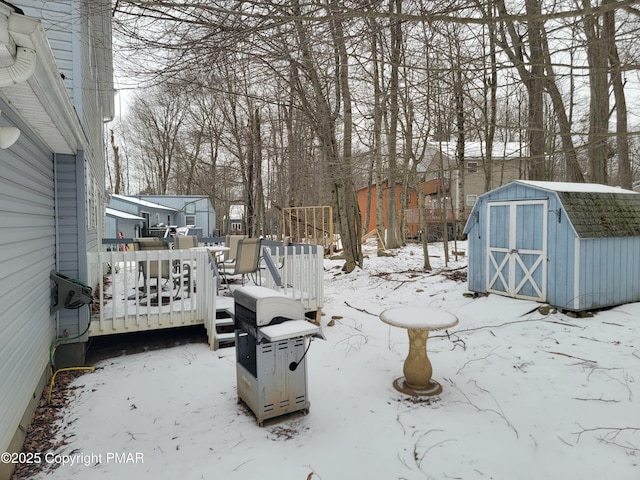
{"left": 421, "top": 146, "right": 523, "bottom": 213}
{"left": 460, "top": 159, "right": 523, "bottom": 204}
{"left": 22, "top": 2, "right": 106, "bottom": 152}
{"left": 0, "top": 0, "right": 112, "bottom": 472}
{"left": 106, "top": 216, "right": 141, "bottom": 241}
{"left": 109, "top": 196, "right": 142, "bottom": 216}
{"left": 357, "top": 182, "right": 418, "bottom": 233}
{"left": 55, "top": 153, "right": 91, "bottom": 341}
{"left": 19, "top": 0, "right": 107, "bottom": 331}
{"left": 0, "top": 103, "right": 56, "bottom": 476}
{"left": 20, "top": 2, "right": 75, "bottom": 91}
{"left": 137, "top": 196, "right": 217, "bottom": 236}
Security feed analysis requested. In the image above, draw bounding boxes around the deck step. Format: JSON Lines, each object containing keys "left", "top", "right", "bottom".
{"left": 216, "top": 296, "right": 234, "bottom": 317}
{"left": 215, "top": 317, "right": 235, "bottom": 328}
{"left": 215, "top": 296, "right": 235, "bottom": 348}
{"left": 215, "top": 332, "right": 236, "bottom": 349}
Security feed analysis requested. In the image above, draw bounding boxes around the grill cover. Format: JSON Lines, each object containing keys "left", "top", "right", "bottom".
{"left": 234, "top": 286, "right": 305, "bottom": 327}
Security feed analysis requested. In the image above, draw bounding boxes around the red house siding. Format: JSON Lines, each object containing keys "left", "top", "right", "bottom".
{"left": 357, "top": 181, "right": 419, "bottom": 233}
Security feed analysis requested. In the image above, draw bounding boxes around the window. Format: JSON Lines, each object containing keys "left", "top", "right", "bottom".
{"left": 467, "top": 161, "right": 478, "bottom": 173}
{"left": 466, "top": 194, "right": 478, "bottom": 206}
{"left": 186, "top": 215, "right": 196, "bottom": 226}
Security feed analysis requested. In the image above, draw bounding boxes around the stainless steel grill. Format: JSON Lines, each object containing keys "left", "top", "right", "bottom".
{"left": 234, "top": 286, "right": 320, "bottom": 426}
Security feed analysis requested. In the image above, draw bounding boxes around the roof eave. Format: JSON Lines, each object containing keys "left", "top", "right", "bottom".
{"left": 0, "top": 8, "right": 86, "bottom": 154}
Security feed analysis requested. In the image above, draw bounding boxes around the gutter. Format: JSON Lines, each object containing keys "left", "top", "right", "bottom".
{"left": 0, "top": 5, "right": 36, "bottom": 86}
{"left": 0, "top": 4, "right": 87, "bottom": 153}
{"left": 0, "top": 45, "right": 35, "bottom": 86}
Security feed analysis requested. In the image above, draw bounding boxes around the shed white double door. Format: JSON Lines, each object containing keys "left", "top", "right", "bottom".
{"left": 486, "top": 200, "right": 547, "bottom": 302}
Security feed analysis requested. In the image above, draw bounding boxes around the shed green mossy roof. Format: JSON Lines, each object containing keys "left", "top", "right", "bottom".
{"left": 558, "top": 191, "right": 640, "bottom": 238}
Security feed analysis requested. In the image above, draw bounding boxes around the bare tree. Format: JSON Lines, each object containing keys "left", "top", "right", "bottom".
{"left": 385, "top": 0, "right": 403, "bottom": 250}
{"left": 582, "top": 0, "right": 610, "bottom": 184}
{"left": 287, "top": 0, "right": 363, "bottom": 270}
{"left": 127, "top": 84, "right": 188, "bottom": 194}
{"left": 604, "top": 0, "right": 631, "bottom": 189}
{"left": 109, "top": 129, "right": 123, "bottom": 194}
{"left": 111, "top": 0, "right": 640, "bottom": 251}
{"left": 246, "top": 107, "right": 266, "bottom": 236}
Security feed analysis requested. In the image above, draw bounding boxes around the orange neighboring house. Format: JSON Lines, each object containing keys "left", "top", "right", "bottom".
{"left": 357, "top": 179, "right": 448, "bottom": 235}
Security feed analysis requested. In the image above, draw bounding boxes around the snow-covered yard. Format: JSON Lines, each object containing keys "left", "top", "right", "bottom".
{"left": 27, "top": 241, "right": 640, "bottom": 479}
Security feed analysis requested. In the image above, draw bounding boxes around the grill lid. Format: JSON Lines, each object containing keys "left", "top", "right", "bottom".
{"left": 259, "top": 320, "right": 320, "bottom": 342}
{"left": 234, "top": 286, "right": 305, "bottom": 326}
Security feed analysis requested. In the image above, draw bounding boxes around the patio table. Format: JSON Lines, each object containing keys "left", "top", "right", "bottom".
{"left": 380, "top": 306, "right": 458, "bottom": 396}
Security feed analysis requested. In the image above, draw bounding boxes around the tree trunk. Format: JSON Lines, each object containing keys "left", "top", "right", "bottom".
{"left": 484, "top": 0, "right": 498, "bottom": 192}
{"left": 603, "top": 0, "right": 631, "bottom": 189}
{"left": 329, "top": 2, "right": 363, "bottom": 270}
{"left": 385, "top": 0, "right": 402, "bottom": 250}
{"left": 496, "top": 0, "right": 547, "bottom": 180}
{"left": 454, "top": 65, "right": 465, "bottom": 232}
{"left": 525, "top": 0, "right": 546, "bottom": 180}
{"left": 538, "top": 28, "right": 584, "bottom": 183}
{"left": 110, "top": 129, "right": 122, "bottom": 194}
{"left": 290, "top": 0, "right": 362, "bottom": 271}
{"left": 583, "top": 0, "right": 609, "bottom": 184}
{"left": 369, "top": 19, "right": 386, "bottom": 252}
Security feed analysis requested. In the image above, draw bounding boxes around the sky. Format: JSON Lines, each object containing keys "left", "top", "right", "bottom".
{"left": 22, "top": 239, "right": 640, "bottom": 480}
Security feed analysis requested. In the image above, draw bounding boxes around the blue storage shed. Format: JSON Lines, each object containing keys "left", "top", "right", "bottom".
{"left": 463, "top": 180, "right": 640, "bottom": 311}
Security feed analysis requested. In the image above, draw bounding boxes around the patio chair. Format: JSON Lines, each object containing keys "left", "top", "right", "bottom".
{"left": 134, "top": 238, "right": 184, "bottom": 303}
{"left": 173, "top": 235, "right": 198, "bottom": 295}
{"left": 174, "top": 235, "right": 198, "bottom": 249}
{"left": 217, "top": 237, "right": 262, "bottom": 291}
{"left": 213, "top": 235, "right": 247, "bottom": 282}
{"left": 219, "top": 234, "right": 246, "bottom": 265}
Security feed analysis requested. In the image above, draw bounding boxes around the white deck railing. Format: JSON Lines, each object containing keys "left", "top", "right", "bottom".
{"left": 261, "top": 243, "right": 324, "bottom": 313}
{"left": 86, "top": 242, "right": 324, "bottom": 347}
{"left": 87, "top": 247, "right": 219, "bottom": 348}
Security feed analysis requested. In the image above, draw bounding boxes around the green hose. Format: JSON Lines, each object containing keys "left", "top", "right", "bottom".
{"left": 50, "top": 277, "right": 93, "bottom": 369}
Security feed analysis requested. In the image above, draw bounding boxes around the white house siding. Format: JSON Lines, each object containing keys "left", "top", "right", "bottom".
{"left": 0, "top": 107, "right": 56, "bottom": 461}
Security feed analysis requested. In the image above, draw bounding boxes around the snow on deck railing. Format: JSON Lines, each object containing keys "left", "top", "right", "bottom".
{"left": 261, "top": 243, "right": 324, "bottom": 313}
{"left": 87, "top": 247, "right": 219, "bottom": 348}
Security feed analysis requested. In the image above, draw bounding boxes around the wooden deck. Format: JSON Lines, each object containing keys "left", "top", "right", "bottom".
{"left": 87, "top": 243, "right": 324, "bottom": 349}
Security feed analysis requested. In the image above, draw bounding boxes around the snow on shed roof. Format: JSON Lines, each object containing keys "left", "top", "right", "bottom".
{"left": 517, "top": 181, "right": 640, "bottom": 238}
{"left": 111, "top": 194, "right": 177, "bottom": 211}
{"left": 517, "top": 180, "right": 638, "bottom": 194}
{"left": 106, "top": 208, "right": 144, "bottom": 221}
